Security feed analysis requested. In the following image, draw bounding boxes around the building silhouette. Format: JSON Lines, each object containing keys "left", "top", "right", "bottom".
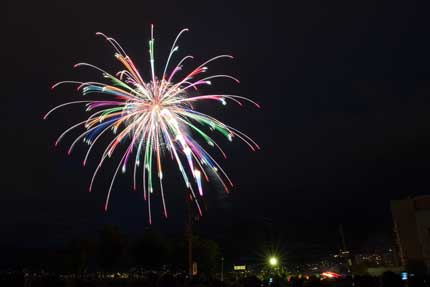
{"left": 391, "top": 196, "right": 430, "bottom": 273}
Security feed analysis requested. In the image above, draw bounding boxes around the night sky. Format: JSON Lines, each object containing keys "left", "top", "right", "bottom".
{"left": 4, "top": 0, "right": 430, "bottom": 252}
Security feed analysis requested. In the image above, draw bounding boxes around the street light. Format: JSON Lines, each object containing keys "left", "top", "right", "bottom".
{"left": 269, "top": 256, "right": 278, "bottom": 267}
{"left": 267, "top": 256, "right": 279, "bottom": 286}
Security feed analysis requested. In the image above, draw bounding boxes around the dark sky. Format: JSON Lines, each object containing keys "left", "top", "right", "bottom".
{"left": 4, "top": 0, "right": 430, "bottom": 252}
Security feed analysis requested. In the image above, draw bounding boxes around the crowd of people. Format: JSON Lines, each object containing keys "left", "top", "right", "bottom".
{"left": 1, "top": 270, "right": 429, "bottom": 287}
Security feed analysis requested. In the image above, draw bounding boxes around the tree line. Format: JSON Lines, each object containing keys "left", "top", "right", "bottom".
{"left": 4, "top": 225, "right": 220, "bottom": 277}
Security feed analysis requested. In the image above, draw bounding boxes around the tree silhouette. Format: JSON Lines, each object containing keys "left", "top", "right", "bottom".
{"left": 97, "top": 225, "right": 126, "bottom": 272}
{"left": 132, "top": 229, "right": 169, "bottom": 269}
{"left": 63, "top": 239, "right": 96, "bottom": 274}
{"left": 192, "top": 236, "right": 220, "bottom": 277}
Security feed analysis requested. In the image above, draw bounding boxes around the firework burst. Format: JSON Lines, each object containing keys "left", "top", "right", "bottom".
{"left": 45, "top": 26, "right": 260, "bottom": 223}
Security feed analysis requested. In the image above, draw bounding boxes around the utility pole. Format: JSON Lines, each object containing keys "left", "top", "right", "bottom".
{"left": 187, "top": 198, "right": 193, "bottom": 277}
{"left": 221, "top": 256, "right": 224, "bottom": 282}
{"left": 339, "top": 224, "right": 355, "bottom": 287}
{"left": 339, "top": 224, "right": 347, "bottom": 252}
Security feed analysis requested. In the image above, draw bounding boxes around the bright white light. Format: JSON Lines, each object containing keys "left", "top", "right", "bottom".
{"left": 269, "top": 257, "right": 278, "bottom": 266}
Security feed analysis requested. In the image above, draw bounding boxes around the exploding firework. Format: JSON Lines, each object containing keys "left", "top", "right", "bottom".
{"left": 45, "top": 26, "right": 259, "bottom": 223}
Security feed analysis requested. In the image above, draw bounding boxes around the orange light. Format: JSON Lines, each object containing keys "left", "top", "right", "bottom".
{"left": 321, "top": 272, "right": 341, "bottom": 279}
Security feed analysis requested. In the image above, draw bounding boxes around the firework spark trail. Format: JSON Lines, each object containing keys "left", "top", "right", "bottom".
{"left": 45, "top": 26, "right": 260, "bottom": 221}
